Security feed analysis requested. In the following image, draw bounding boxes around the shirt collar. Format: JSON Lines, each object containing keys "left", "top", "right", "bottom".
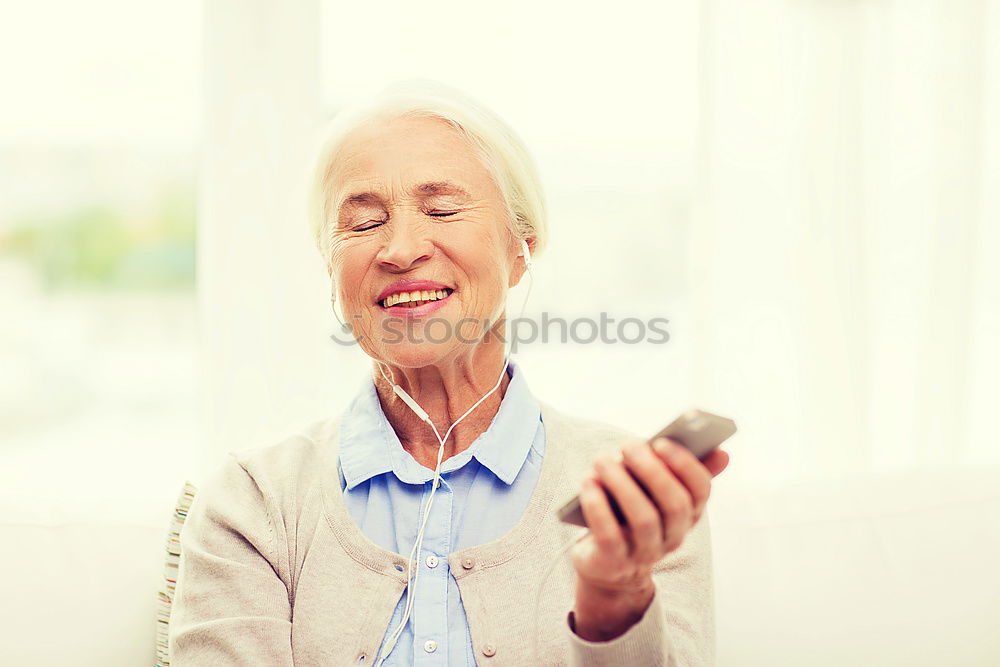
{"left": 338, "top": 360, "right": 540, "bottom": 490}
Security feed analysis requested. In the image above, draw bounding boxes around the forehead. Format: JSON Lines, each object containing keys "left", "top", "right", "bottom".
{"left": 328, "top": 115, "right": 500, "bottom": 203}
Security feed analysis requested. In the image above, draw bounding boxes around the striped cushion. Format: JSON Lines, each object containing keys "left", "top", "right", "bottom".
{"left": 156, "top": 481, "right": 198, "bottom": 667}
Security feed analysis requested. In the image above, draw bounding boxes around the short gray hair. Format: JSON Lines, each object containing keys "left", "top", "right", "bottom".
{"left": 307, "top": 79, "right": 548, "bottom": 268}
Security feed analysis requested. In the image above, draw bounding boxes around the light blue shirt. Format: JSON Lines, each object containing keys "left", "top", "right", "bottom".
{"left": 336, "top": 361, "right": 546, "bottom": 666}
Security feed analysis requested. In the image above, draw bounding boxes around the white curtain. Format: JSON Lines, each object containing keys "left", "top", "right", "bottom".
{"left": 690, "top": 0, "right": 1000, "bottom": 482}
{"left": 196, "top": 0, "right": 1000, "bottom": 477}
{"left": 197, "top": 0, "right": 331, "bottom": 480}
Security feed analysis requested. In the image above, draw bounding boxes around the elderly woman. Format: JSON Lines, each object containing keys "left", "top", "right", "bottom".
{"left": 169, "top": 80, "right": 729, "bottom": 666}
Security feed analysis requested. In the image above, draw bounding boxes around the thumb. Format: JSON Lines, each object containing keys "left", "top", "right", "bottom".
{"left": 703, "top": 448, "right": 730, "bottom": 477}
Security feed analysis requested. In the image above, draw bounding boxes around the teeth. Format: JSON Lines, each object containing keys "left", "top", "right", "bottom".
{"left": 383, "top": 289, "right": 451, "bottom": 308}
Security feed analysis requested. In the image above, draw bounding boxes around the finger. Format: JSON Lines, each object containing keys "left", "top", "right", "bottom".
{"left": 651, "top": 438, "right": 710, "bottom": 526}
{"left": 702, "top": 448, "right": 730, "bottom": 477}
{"left": 620, "top": 440, "right": 690, "bottom": 540}
{"left": 578, "top": 477, "right": 627, "bottom": 559}
{"left": 622, "top": 440, "right": 692, "bottom": 549}
{"left": 595, "top": 453, "right": 663, "bottom": 563}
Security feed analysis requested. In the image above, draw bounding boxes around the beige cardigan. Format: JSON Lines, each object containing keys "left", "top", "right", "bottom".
{"left": 169, "top": 403, "right": 716, "bottom": 666}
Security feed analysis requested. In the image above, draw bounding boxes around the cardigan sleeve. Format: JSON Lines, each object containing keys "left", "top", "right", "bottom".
{"left": 564, "top": 512, "right": 716, "bottom": 666}
{"left": 169, "top": 454, "right": 295, "bottom": 666}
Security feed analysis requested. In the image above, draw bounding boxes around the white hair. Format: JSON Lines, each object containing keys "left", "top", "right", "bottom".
{"left": 307, "top": 78, "right": 548, "bottom": 269}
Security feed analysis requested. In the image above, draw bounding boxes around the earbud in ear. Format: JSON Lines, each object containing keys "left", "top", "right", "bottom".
{"left": 520, "top": 239, "right": 533, "bottom": 269}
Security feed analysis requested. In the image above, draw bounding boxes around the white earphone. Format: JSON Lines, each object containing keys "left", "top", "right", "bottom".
{"left": 520, "top": 238, "right": 533, "bottom": 269}
{"left": 333, "top": 235, "right": 555, "bottom": 664}
{"left": 370, "top": 238, "right": 535, "bottom": 665}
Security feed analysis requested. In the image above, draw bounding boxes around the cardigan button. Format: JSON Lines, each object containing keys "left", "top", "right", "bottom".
{"left": 482, "top": 644, "right": 497, "bottom": 657}
{"left": 461, "top": 557, "right": 475, "bottom": 569}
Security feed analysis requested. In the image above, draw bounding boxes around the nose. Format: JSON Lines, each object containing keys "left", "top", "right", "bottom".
{"left": 376, "top": 213, "right": 433, "bottom": 272}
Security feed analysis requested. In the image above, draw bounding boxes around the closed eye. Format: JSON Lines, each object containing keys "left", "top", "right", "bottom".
{"left": 354, "top": 220, "right": 386, "bottom": 231}
{"left": 428, "top": 211, "right": 458, "bottom": 218}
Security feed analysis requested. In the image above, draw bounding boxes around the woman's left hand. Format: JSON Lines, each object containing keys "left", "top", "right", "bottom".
{"left": 569, "top": 438, "right": 729, "bottom": 641}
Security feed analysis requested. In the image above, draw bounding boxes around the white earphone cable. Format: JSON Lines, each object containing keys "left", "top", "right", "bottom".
{"left": 337, "top": 239, "right": 533, "bottom": 666}
{"left": 531, "top": 530, "right": 588, "bottom": 664}
{"left": 373, "top": 356, "right": 509, "bottom": 665}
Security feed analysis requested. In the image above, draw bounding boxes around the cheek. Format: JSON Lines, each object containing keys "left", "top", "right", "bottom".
{"left": 462, "top": 254, "right": 510, "bottom": 313}
{"left": 331, "top": 240, "right": 374, "bottom": 309}
{"left": 456, "top": 230, "right": 510, "bottom": 289}
{"left": 447, "top": 221, "right": 509, "bottom": 273}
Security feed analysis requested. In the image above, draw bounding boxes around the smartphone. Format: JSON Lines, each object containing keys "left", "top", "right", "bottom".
{"left": 556, "top": 409, "right": 737, "bottom": 528}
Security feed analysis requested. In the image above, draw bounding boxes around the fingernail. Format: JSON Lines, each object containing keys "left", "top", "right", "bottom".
{"left": 657, "top": 438, "right": 680, "bottom": 460}
{"left": 652, "top": 438, "right": 670, "bottom": 455}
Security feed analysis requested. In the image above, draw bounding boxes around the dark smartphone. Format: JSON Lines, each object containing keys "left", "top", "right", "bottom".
{"left": 556, "top": 409, "right": 737, "bottom": 528}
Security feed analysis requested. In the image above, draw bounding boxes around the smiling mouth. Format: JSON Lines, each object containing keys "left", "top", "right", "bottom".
{"left": 380, "top": 288, "right": 454, "bottom": 308}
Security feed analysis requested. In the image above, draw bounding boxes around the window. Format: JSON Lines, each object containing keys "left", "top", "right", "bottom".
{"left": 0, "top": 1, "right": 202, "bottom": 512}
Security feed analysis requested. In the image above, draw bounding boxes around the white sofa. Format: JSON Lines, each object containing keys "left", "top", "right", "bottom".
{"left": 709, "top": 465, "right": 1000, "bottom": 666}
{"left": 2, "top": 466, "right": 997, "bottom": 666}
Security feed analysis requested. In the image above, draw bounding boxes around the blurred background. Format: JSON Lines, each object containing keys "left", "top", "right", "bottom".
{"left": 1, "top": 0, "right": 998, "bottom": 665}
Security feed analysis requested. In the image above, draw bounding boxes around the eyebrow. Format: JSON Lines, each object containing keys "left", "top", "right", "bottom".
{"left": 337, "top": 181, "right": 472, "bottom": 216}
{"left": 412, "top": 181, "right": 471, "bottom": 199}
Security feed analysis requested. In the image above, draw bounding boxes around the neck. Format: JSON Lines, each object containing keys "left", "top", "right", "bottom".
{"left": 373, "top": 342, "right": 510, "bottom": 470}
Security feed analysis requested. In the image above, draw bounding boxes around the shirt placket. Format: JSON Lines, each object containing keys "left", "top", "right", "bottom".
{"left": 413, "top": 475, "right": 452, "bottom": 665}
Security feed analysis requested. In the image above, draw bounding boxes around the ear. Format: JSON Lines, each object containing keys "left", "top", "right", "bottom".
{"left": 508, "top": 236, "right": 536, "bottom": 288}
{"left": 523, "top": 237, "right": 538, "bottom": 263}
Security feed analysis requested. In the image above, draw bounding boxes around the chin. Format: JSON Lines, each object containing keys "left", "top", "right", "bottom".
{"left": 372, "top": 341, "right": 462, "bottom": 370}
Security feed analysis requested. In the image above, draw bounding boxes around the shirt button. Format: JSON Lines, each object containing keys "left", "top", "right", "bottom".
{"left": 461, "top": 557, "right": 475, "bottom": 570}
{"left": 433, "top": 478, "right": 442, "bottom": 489}
{"left": 482, "top": 644, "right": 497, "bottom": 657}
{"left": 423, "top": 639, "right": 438, "bottom": 653}
{"left": 425, "top": 555, "right": 439, "bottom": 568}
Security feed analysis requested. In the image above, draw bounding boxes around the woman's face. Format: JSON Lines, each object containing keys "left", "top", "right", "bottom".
{"left": 326, "top": 114, "right": 526, "bottom": 368}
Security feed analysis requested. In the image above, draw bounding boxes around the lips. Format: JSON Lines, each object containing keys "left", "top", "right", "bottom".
{"left": 376, "top": 279, "right": 455, "bottom": 315}
{"left": 381, "top": 288, "right": 453, "bottom": 308}
{"left": 375, "top": 280, "right": 455, "bottom": 308}
{"left": 378, "top": 290, "right": 454, "bottom": 317}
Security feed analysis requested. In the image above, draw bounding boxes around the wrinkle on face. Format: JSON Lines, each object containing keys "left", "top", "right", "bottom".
{"left": 325, "top": 114, "right": 521, "bottom": 371}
